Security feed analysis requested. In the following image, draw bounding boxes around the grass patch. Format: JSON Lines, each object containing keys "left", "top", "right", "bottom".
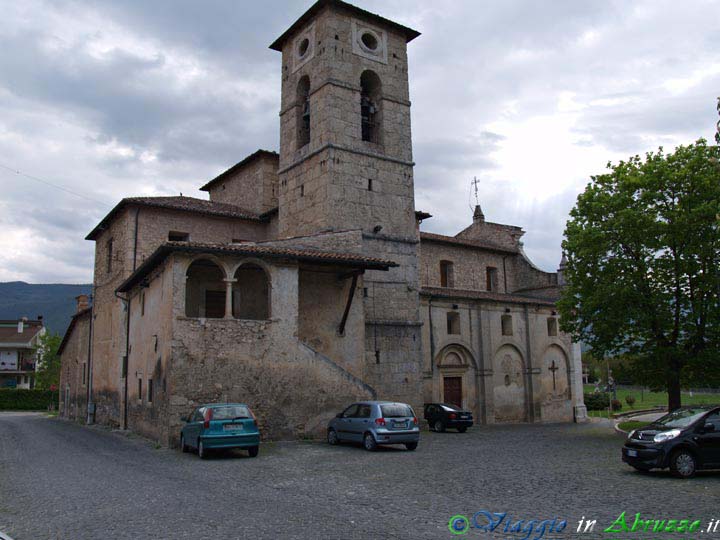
{"left": 617, "top": 420, "right": 647, "bottom": 433}
{"left": 583, "top": 385, "right": 718, "bottom": 412}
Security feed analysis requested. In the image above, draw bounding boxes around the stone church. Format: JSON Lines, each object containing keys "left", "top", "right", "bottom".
{"left": 59, "top": 0, "right": 587, "bottom": 445}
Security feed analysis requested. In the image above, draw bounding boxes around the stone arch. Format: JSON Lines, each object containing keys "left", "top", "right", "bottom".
{"left": 492, "top": 344, "right": 527, "bottom": 422}
{"left": 435, "top": 342, "right": 478, "bottom": 371}
{"left": 181, "top": 253, "right": 230, "bottom": 280}
{"left": 434, "top": 343, "right": 478, "bottom": 411}
{"left": 360, "top": 70, "right": 382, "bottom": 144}
{"left": 296, "top": 75, "right": 311, "bottom": 148}
{"left": 539, "top": 344, "right": 571, "bottom": 401}
{"left": 185, "top": 258, "right": 227, "bottom": 318}
{"left": 232, "top": 261, "right": 271, "bottom": 320}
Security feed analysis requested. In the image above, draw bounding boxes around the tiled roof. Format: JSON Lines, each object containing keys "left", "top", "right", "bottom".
{"left": 421, "top": 287, "right": 556, "bottom": 306}
{"left": 0, "top": 321, "right": 44, "bottom": 345}
{"left": 86, "top": 196, "right": 267, "bottom": 240}
{"left": 57, "top": 308, "right": 91, "bottom": 356}
{"left": 419, "top": 232, "right": 518, "bottom": 254}
{"left": 269, "top": 0, "right": 420, "bottom": 51}
{"left": 200, "top": 150, "right": 279, "bottom": 192}
{"left": 117, "top": 241, "right": 398, "bottom": 293}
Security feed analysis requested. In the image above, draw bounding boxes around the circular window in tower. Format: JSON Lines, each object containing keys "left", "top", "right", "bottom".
{"left": 298, "top": 37, "right": 310, "bottom": 58}
{"left": 360, "top": 31, "right": 379, "bottom": 51}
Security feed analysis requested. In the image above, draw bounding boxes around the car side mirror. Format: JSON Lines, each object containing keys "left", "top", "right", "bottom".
{"left": 703, "top": 422, "right": 715, "bottom": 433}
{"left": 181, "top": 415, "right": 188, "bottom": 422}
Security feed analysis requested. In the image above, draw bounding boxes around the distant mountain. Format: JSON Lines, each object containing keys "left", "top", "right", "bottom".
{"left": 0, "top": 282, "right": 92, "bottom": 336}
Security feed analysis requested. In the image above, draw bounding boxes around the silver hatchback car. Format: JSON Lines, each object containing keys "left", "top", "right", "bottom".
{"left": 327, "top": 401, "right": 420, "bottom": 451}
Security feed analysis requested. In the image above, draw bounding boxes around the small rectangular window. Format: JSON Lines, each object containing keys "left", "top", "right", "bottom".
{"left": 447, "top": 312, "right": 461, "bottom": 335}
{"left": 148, "top": 379, "right": 153, "bottom": 403}
{"left": 138, "top": 378, "right": 143, "bottom": 402}
{"left": 168, "top": 231, "right": 189, "bottom": 242}
{"left": 141, "top": 292, "right": 146, "bottom": 316}
{"left": 547, "top": 317, "right": 558, "bottom": 337}
{"left": 486, "top": 267, "right": 498, "bottom": 292}
{"left": 440, "top": 260, "right": 454, "bottom": 288}
{"left": 368, "top": 178, "right": 373, "bottom": 191}
{"left": 363, "top": 287, "right": 368, "bottom": 298}
{"left": 106, "top": 238, "right": 113, "bottom": 273}
{"left": 82, "top": 363, "right": 87, "bottom": 386}
{"left": 300, "top": 184, "right": 305, "bottom": 197}
{"left": 501, "top": 314, "right": 513, "bottom": 336}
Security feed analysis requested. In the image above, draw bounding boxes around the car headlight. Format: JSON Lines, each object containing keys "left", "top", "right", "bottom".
{"left": 627, "top": 429, "right": 637, "bottom": 440}
{"left": 653, "top": 429, "right": 681, "bottom": 443}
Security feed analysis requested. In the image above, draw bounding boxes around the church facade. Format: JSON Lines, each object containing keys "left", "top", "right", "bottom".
{"left": 59, "top": 0, "right": 586, "bottom": 445}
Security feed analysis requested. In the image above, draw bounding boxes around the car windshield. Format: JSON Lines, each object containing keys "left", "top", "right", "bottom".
{"left": 653, "top": 408, "right": 708, "bottom": 428}
{"left": 211, "top": 405, "right": 251, "bottom": 420}
{"left": 440, "top": 404, "right": 462, "bottom": 412}
{"left": 381, "top": 404, "right": 413, "bottom": 418}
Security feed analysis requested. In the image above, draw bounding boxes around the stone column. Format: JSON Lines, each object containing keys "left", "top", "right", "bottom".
{"left": 223, "top": 279, "right": 236, "bottom": 319}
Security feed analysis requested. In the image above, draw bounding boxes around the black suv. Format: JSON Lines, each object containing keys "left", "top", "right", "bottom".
{"left": 622, "top": 405, "right": 720, "bottom": 478}
{"left": 424, "top": 403, "right": 473, "bottom": 433}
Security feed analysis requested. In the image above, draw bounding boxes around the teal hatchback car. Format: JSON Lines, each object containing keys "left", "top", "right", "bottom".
{"left": 180, "top": 403, "right": 260, "bottom": 459}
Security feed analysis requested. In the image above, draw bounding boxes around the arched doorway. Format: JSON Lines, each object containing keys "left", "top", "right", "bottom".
{"left": 434, "top": 345, "right": 477, "bottom": 413}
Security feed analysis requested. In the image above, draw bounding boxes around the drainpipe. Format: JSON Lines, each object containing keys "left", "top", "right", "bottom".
{"left": 523, "top": 304, "right": 536, "bottom": 422}
{"left": 120, "top": 207, "right": 140, "bottom": 430}
{"left": 428, "top": 299, "right": 435, "bottom": 376}
{"left": 502, "top": 256, "right": 508, "bottom": 293}
{"left": 85, "top": 295, "right": 94, "bottom": 424}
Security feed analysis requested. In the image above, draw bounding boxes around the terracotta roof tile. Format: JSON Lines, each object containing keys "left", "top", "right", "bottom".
{"left": 0, "top": 321, "right": 44, "bottom": 345}
{"left": 117, "top": 241, "right": 397, "bottom": 293}
{"left": 86, "top": 196, "right": 266, "bottom": 240}
{"left": 420, "top": 232, "right": 518, "bottom": 254}
{"left": 421, "top": 287, "right": 556, "bottom": 306}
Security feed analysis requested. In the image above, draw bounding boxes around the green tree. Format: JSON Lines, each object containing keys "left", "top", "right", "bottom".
{"left": 35, "top": 332, "right": 62, "bottom": 390}
{"left": 559, "top": 139, "right": 720, "bottom": 410}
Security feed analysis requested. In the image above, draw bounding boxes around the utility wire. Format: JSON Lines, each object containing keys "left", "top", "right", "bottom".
{"left": 0, "top": 162, "right": 112, "bottom": 207}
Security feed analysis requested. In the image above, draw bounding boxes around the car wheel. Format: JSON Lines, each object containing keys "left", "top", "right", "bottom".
{"left": 434, "top": 420, "right": 445, "bottom": 433}
{"left": 670, "top": 449, "right": 696, "bottom": 478}
{"left": 198, "top": 440, "right": 208, "bottom": 460}
{"left": 363, "top": 432, "right": 377, "bottom": 452}
{"left": 327, "top": 429, "right": 339, "bottom": 446}
{"left": 180, "top": 434, "right": 189, "bottom": 453}
{"left": 248, "top": 445, "right": 259, "bottom": 458}
{"left": 405, "top": 442, "right": 418, "bottom": 451}
{"left": 457, "top": 427, "right": 467, "bottom": 433}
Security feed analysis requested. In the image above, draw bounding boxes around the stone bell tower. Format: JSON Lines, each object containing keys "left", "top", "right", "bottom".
{"left": 270, "top": 0, "right": 423, "bottom": 405}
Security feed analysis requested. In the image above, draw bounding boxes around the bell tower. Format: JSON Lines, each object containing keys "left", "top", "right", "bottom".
{"left": 270, "top": 0, "right": 423, "bottom": 406}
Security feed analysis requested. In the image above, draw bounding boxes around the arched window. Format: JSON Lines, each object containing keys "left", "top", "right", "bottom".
{"left": 185, "top": 259, "right": 226, "bottom": 318}
{"left": 233, "top": 263, "right": 270, "bottom": 320}
{"left": 360, "top": 70, "right": 382, "bottom": 143}
{"left": 296, "top": 76, "right": 311, "bottom": 149}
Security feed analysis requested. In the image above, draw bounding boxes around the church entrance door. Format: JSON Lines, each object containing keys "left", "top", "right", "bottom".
{"left": 443, "top": 377, "right": 462, "bottom": 408}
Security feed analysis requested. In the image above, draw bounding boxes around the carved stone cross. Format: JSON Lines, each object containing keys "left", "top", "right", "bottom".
{"left": 549, "top": 360, "right": 559, "bottom": 390}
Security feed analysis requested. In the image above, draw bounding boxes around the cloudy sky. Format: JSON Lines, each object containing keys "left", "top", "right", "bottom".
{"left": 0, "top": 0, "right": 717, "bottom": 283}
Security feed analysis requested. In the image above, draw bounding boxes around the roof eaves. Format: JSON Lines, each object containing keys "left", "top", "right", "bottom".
{"left": 269, "top": 0, "right": 420, "bottom": 51}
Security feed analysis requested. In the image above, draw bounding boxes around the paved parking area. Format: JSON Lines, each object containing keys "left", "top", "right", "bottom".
{"left": 0, "top": 412, "right": 717, "bottom": 539}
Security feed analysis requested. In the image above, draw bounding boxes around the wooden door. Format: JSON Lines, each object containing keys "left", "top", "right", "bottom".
{"left": 443, "top": 377, "right": 462, "bottom": 408}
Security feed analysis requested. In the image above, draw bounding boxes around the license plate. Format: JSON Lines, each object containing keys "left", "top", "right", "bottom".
{"left": 461, "top": 415, "right": 469, "bottom": 419}
{"left": 224, "top": 424, "right": 243, "bottom": 431}
{"left": 394, "top": 422, "right": 407, "bottom": 428}
{"left": 627, "top": 449, "right": 637, "bottom": 457}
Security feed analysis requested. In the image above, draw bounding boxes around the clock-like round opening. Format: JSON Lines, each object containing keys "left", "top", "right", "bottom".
{"left": 298, "top": 38, "right": 310, "bottom": 57}
{"left": 361, "top": 32, "right": 378, "bottom": 51}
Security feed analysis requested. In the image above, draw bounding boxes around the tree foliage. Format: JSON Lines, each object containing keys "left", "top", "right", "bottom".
{"left": 35, "top": 331, "right": 62, "bottom": 390}
{"left": 558, "top": 139, "right": 720, "bottom": 409}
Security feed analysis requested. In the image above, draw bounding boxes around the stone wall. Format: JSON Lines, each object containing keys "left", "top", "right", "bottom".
{"left": 420, "top": 294, "right": 579, "bottom": 424}
{"left": 206, "top": 153, "right": 279, "bottom": 214}
{"left": 58, "top": 312, "right": 91, "bottom": 422}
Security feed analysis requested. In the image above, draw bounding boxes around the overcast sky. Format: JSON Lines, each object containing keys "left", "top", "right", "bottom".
{"left": 0, "top": 0, "right": 717, "bottom": 283}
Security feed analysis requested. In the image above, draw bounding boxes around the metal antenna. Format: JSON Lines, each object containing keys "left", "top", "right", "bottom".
{"left": 716, "top": 96, "right": 720, "bottom": 146}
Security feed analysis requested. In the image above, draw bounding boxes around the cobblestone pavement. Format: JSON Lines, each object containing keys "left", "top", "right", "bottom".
{"left": 0, "top": 412, "right": 718, "bottom": 540}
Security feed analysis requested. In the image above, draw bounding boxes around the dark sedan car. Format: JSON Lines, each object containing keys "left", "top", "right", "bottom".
{"left": 424, "top": 403, "right": 473, "bottom": 433}
{"left": 622, "top": 405, "right": 720, "bottom": 478}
